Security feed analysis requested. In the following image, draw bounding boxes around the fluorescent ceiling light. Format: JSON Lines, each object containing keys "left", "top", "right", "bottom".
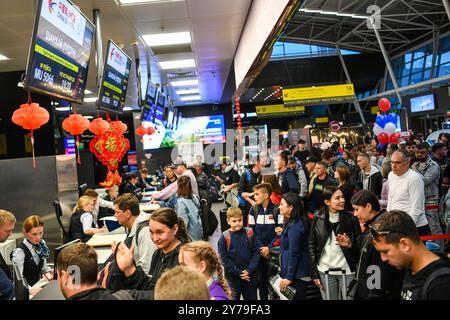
{"left": 123, "top": 107, "right": 133, "bottom": 111}
{"left": 143, "top": 32, "right": 191, "bottom": 47}
{"left": 159, "top": 59, "right": 195, "bottom": 70}
{"left": 55, "top": 107, "right": 71, "bottom": 112}
{"left": 171, "top": 79, "right": 199, "bottom": 87}
{"left": 118, "top": 0, "right": 182, "bottom": 4}
{"left": 246, "top": 112, "right": 257, "bottom": 117}
{"left": 0, "top": 54, "right": 10, "bottom": 61}
{"left": 299, "top": 8, "right": 368, "bottom": 19}
{"left": 176, "top": 88, "right": 199, "bottom": 95}
{"left": 83, "top": 116, "right": 94, "bottom": 119}
{"left": 84, "top": 89, "right": 92, "bottom": 94}
{"left": 180, "top": 95, "right": 201, "bottom": 101}
{"left": 83, "top": 97, "right": 97, "bottom": 103}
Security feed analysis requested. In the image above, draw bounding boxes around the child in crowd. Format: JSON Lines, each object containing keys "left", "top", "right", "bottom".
{"left": 69, "top": 196, "right": 106, "bottom": 242}
{"left": 12, "top": 215, "right": 53, "bottom": 286}
{"left": 218, "top": 207, "right": 260, "bottom": 300}
{"left": 248, "top": 183, "right": 283, "bottom": 300}
{"left": 179, "top": 241, "right": 233, "bottom": 300}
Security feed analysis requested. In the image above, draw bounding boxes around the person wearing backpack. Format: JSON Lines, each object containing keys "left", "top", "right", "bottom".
{"left": 238, "top": 159, "right": 263, "bottom": 225}
{"left": 218, "top": 207, "right": 261, "bottom": 300}
{"left": 248, "top": 183, "right": 283, "bottom": 300}
{"left": 371, "top": 210, "right": 450, "bottom": 300}
{"left": 113, "top": 193, "right": 156, "bottom": 274}
{"left": 175, "top": 176, "right": 204, "bottom": 241}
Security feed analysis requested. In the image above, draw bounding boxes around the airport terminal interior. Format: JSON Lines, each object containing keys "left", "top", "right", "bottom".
{"left": 1, "top": 0, "right": 450, "bottom": 301}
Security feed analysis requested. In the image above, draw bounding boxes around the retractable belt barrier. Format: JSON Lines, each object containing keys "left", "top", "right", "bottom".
{"left": 420, "top": 234, "right": 450, "bottom": 241}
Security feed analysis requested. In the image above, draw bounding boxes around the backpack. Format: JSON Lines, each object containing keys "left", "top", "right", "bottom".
{"left": 97, "top": 220, "right": 148, "bottom": 291}
{"left": 223, "top": 227, "right": 254, "bottom": 251}
{"left": 237, "top": 170, "right": 252, "bottom": 206}
{"left": 420, "top": 267, "right": 450, "bottom": 299}
{"left": 195, "top": 196, "right": 219, "bottom": 239}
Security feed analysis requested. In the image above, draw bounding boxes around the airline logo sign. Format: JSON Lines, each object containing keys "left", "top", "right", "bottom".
{"left": 41, "top": 0, "right": 86, "bottom": 45}
{"left": 283, "top": 84, "right": 355, "bottom": 106}
{"left": 107, "top": 43, "right": 127, "bottom": 76}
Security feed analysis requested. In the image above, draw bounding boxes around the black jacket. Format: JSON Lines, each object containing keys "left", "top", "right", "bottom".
{"left": 69, "top": 210, "right": 93, "bottom": 243}
{"left": 237, "top": 168, "right": 261, "bottom": 194}
{"left": 124, "top": 242, "right": 183, "bottom": 291}
{"left": 278, "top": 168, "right": 299, "bottom": 194}
{"left": 67, "top": 287, "right": 118, "bottom": 300}
{"left": 355, "top": 166, "right": 383, "bottom": 197}
{"left": 309, "top": 209, "right": 361, "bottom": 280}
{"left": 196, "top": 172, "right": 210, "bottom": 203}
{"left": 355, "top": 211, "right": 402, "bottom": 300}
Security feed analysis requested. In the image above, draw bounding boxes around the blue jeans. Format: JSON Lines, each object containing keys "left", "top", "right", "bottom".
{"left": 319, "top": 271, "right": 355, "bottom": 300}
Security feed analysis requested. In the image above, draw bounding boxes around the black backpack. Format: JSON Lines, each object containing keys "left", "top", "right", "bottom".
{"left": 97, "top": 220, "right": 148, "bottom": 291}
{"left": 196, "top": 196, "right": 219, "bottom": 239}
{"left": 421, "top": 267, "right": 450, "bottom": 299}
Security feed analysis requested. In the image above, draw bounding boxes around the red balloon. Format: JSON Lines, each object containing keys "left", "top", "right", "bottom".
{"left": 390, "top": 133, "right": 401, "bottom": 143}
{"left": 378, "top": 133, "right": 389, "bottom": 144}
{"left": 135, "top": 124, "right": 148, "bottom": 137}
{"left": 378, "top": 98, "right": 391, "bottom": 113}
{"left": 236, "top": 107, "right": 240, "bottom": 112}
{"left": 236, "top": 103, "right": 240, "bottom": 108}
{"left": 89, "top": 117, "right": 110, "bottom": 135}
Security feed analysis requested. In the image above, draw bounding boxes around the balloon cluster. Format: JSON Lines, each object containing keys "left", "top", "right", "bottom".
{"left": 373, "top": 98, "right": 400, "bottom": 145}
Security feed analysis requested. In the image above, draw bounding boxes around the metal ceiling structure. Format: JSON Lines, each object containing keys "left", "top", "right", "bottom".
{"left": 282, "top": 0, "right": 450, "bottom": 56}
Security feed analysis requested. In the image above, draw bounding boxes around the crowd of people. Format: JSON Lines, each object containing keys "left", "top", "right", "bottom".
{"left": 1, "top": 133, "right": 450, "bottom": 301}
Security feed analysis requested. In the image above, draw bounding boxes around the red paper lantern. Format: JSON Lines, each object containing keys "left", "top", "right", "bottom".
{"left": 135, "top": 124, "right": 156, "bottom": 137}
{"left": 89, "top": 117, "right": 110, "bottom": 136}
{"left": 11, "top": 101, "right": 50, "bottom": 168}
{"left": 62, "top": 114, "right": 90, "bottom": 164}
{"left": 110, "top": 121, "right": 127, "bottom": 134}
{"left": 390, "top": 133, "right": 401, "bottom": 143}
{"left": 377, "top": 133, "right": 389, "bottom": 145}
{"left": 378, "top": 98, "right": 391, "bottom": 113}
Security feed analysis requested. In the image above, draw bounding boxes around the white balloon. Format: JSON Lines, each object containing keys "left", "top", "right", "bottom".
{"left": 373, "top": 124, "right": 382, "bottom": 136}
{"left": 384, "top": 122, "right": 396, "bottom": 136}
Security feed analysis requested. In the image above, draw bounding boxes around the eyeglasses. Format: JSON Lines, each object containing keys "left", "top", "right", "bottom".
{"left": 368, "top": 224, "right": 404, "bottom": 239}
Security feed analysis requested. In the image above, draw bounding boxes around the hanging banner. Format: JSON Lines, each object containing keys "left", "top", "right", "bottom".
{"left": 283, "top": 84, "right": 355, "bottom": 106}
{"left": 256, "top": 104, "right": 305, "bottom": 118}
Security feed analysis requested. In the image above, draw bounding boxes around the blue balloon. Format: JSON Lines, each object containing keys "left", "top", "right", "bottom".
{"left": 376, "top": 115, "right": 388, "bottom": 128}
{"left": 387, "top": 113, "right": 398, "bottom": 126}
{"left": 377, "top": 143, "right": 385, "bottom": 151}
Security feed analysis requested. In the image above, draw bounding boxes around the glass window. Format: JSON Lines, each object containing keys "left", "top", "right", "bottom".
{"left": 404, "top": 52, "right": 413, "bottom": 64}
{"left": 438, "top": 63, "right": 450, "bottom": 77}
{"left": 425, "top": 54, "right": 434, "bottom": 68}
{"left": 423, "top": 68, "right": 431, "bottom": 80}
{"left": 411, "top": 71, "right": 423, "bottom": 84}
{"left": 414, "top": 50, "right": 425, "bottom": 59}
{"left": 412, "top": 57, "right": 424, "bottom": 70}
{"left": 439, "top": 51, "right": 450, "bottom": 65}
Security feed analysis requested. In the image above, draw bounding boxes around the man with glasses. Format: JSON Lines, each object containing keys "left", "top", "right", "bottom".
{"left": 411, "top": 143, "right": 442, "bottom": 245}
{"left": 387, "top": 150, "right": 430, "bottom": 236}
{"left": 371, "top": 210, "right": 450, "bottom": 300}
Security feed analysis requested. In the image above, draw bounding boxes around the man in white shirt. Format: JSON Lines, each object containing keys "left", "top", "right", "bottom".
{"left": 387, "top": 150, "right": 430, "bottom": 236}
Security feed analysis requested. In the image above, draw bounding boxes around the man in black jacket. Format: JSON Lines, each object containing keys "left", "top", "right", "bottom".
{"left": 276, "top": 154, "right": 299, "bottom": 194}
{"left": 356, "top": 153, "right": 383, "bottom": 197}
{"left": 309, "top": 162, "right": 337, "bottom": 212}
{"left": 371, "top": 210, "right": 450, "bottom": 300}
{"left": 57, "top": 243, "right": 117, "bottom": 300}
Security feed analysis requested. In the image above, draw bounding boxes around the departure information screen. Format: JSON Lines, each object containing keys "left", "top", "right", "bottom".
{"left": 97, "top": 40, "right": 132, "bottom": 113}
{"left": 24, "top": 0, "right": 95, "bottom": 103}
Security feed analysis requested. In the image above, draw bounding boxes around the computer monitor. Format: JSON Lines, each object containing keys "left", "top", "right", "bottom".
{"left": 53, "top": 239, "right": 81, "bottom": 280}
{"left": 12, "top": 262, "right": 29, "bottom": 300}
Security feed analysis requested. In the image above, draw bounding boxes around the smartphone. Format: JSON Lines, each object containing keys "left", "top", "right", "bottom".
{"left": 281, "top": 286, "right": 296, "bottom": 300}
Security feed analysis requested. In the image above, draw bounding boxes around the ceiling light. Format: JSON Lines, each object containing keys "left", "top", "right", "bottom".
{"left": 246, "top": 112, "right": 257, "bottom": 117}
{"left": 143, "top": 32, "right": 191, "bottom": 47}
{"left": 83, "top": 97, "right": 97, "bottom": 103}
{"left": 83, "top": 116, "right": 94, "bottom": 119}
{"left": 171, "top": 79, "right": 198, "bottom": 87}
{"left": 55, "top": 107, "right": 71, "bottom": 112}
{"left": 180, "top": 95, "right": 201, "bottom": 101}
{"left": 0, "top": 54, "right": 10, "bottom": 61}
{"left": 123, "top": 107, "right": 133, "bottom": 111}
{"left": 84, "top": 89, "right": 92, "bottom": 94}
{"left": 176, "top": 88, "right": 199, "bottom": 95}
{"left": 299, "top": 8, "right": 368, "bottom": 19}
{"left": 159, "top": 59, "right": 195, "bottom": 70}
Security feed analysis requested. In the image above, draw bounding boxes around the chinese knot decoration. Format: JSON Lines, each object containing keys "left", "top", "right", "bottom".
{"left": 62, "top": 113, "right": 90, "bottom": 164}
{"left": 99, "top": 170, "right": 122, "bottom": 189}
{"left": 11, "top": 92, "right": 50, "bottom": 168}
{"left": 89, "top": 124, "right": 130, "bottom": 172}
{"left": 235, "top": 96, "right": 242, "bottom": 146}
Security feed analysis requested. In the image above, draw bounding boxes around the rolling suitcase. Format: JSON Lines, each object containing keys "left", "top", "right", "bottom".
{"left": 323, "top": 268, "right": 348, "bottom": 300}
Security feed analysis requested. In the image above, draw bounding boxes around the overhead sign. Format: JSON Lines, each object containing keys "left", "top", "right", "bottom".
{"left": 256, "top": 104, "right": 305, "bottom": 118}
{"left": 97, "top": 40, "right": 132, "bottom": 113}
{"left": 371, "top": 106, "right": 379, "bottom": 115}
{"left": 283, "top": 84, "right": 355, "bottom": 106}
{"left": 315, "top": 117, "right": 329, "bottom": 124}
{"left": 24, "top": 0, "right": 95, "bottom": 103}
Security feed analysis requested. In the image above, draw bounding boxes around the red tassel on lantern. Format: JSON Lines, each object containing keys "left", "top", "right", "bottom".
{"left": 62, "top": 114, "right": 90, "bottom": 164}
{"left": 11, "top": 93, "right": 50, "bottom": 168}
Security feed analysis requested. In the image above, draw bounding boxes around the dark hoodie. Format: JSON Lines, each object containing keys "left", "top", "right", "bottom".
{"left": 67, "top": 287, "right": 118, "bottom": 300}
{"left": 356, "top": 165, "right": 383, "bottom": 197}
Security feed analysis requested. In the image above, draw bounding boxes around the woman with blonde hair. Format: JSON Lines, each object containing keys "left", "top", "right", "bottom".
{"left": 69, "top": 195, "right": 106, "bottom": 242}
{"left": 11, "top": 215, "right": 52, "bottom": 286}
{"left": 179, "top": 241, "right": 233, "bottom": 300}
